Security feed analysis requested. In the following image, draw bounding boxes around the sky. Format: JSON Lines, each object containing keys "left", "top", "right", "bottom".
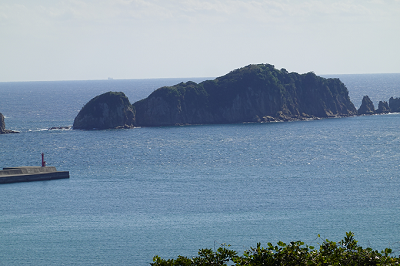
{"left": 1, "top": 0, "right": 400, "bottom": 82}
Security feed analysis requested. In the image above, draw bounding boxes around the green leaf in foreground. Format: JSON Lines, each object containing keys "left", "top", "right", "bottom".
{"left": 151, "top": 232, "right": 400, "bottom": 265}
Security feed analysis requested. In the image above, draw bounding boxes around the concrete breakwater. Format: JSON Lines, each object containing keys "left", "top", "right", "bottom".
{"left": 0, "top": 166, "right": 69, "bottom": 184}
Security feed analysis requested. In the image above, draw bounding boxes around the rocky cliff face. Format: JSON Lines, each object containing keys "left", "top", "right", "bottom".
{"left": 73, "top": 92, "right": 135, "bottom": 130}
{"left": 0, "top": 113, "right": 5, "bottom": 134}
{"left": 376, "top": 101, "right": 390, "bottom": 114}
{"left": 358, "top": 96, "right": 375, "bottom": 115}
{"left": 389, "top": 97, "right": 400, "bottom": 112}
{"left": 134, "top": 64, "right": 357, "bottom": 126}
{"left": 0, "top": 113, "right": 18, "bottom": 134}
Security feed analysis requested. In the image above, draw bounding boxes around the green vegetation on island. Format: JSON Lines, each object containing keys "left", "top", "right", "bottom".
{"left": 133, "top": 64, "right": 357, "bottom": 126}
{"left": 73, "top": 91, "right": 135, "bottom": 129}
{"left": 72, "top": 64, "right": 400, "bottom": 129}
{"left": 151, "top": 232, "right": 399, "bottom": 266}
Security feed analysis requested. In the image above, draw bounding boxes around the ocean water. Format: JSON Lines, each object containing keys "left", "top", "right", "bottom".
{"left": 0, "top": 74, "right": 400, "bottom": 265}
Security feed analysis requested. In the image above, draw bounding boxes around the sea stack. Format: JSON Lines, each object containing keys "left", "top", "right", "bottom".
{"left": 73, "top": 91, "right": 135, "bottom": 130}
{"left": 358, "top": 96, "right": 375, "bottom": 115}
{"left": 0, "top": 113, "right": 18, "bottom": 134}
{"left": 389, "top": 97, "right": 400, "bottom": 112}
{"left": 0, "top": 113, "right": 6, "bottom": 134}
{"left": 376, "top": 101, "right": 390, "bottom": 114}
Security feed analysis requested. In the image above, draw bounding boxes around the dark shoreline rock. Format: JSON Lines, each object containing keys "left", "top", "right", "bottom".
{"left": 48, "top": 126, "right": 72, "bottom": 130}
{"left": 389, "top": 97, "right": 400, "bottom": 112}
{"left": 0, "top": 113, "right": 19, "bottom": 134}
{"left": 376, "top": 101, "right": 390, "bottom": 114}
{"left": 356, "top": 96, "right": 400, "bottom": 115}
{"left": 73, "top": 91, "right": 135, "bottom": 130}
{"left": 358, "top": 96, "right": 375, "bottom": 115}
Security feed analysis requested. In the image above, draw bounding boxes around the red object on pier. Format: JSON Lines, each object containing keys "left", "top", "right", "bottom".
{"left": 41, "top": 153, "right": 46, "bottom": 167}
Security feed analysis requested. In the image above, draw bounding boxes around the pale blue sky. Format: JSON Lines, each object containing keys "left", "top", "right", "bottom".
{"left": 1, "top": 0, "right": 400, "bottom": 81}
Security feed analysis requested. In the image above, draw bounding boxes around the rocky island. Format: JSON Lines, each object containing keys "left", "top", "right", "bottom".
{"left": 74, "top": 64, "right": 360, "bottom": 129}
{"left": 133, "top": 64, "right": 357, "bottom": 126}
{"left": 73, "top": 91, "right": 135, "bottom": 130}
{"left": 357, "top": 95, "right": 399, "bottom": 115}
{"left": 358, "top": 96, "right": 375, "bottom": 115}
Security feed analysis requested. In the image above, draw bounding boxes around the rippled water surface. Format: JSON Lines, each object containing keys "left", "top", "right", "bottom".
{"left": 1, "top": 75, "right": 400, "bottom": 265}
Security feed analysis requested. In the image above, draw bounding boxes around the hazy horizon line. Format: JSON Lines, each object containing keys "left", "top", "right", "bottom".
{"left": 2, "top": 72, "right": 400, "bottom": 83}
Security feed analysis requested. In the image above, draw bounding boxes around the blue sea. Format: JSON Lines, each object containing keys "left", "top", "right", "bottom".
{"left": 1, "top": 74, "right": 400, "bottom": 265}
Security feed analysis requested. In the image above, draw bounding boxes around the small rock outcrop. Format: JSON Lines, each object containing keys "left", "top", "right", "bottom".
{"left": 48, "top": 126, "right": 71, "bottom": 130}
{"left": 358, "top": 96, "right": 375, "bottom": 115}
{"left": 73, "top": 92, "right": 135, "bottom": 130}
{"left": 133, "top": 64, "right": 357, "bottom": 126}
{"left": 389, "top": 97, "right": 400, "bottom": 112}
{"left": 0, "top": 113, "right": 18, "bottom": 134}
{"left": 0, "top": 113, "right": 6, "bottom": 134}
{"left": 376, "top": 101, "right": 390, "bottom": 114}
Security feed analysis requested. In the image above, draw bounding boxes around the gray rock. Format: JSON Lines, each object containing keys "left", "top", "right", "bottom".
{"left": 0, "top": 113, "right": 18, "bottom": 134}
{"left": 376, "top": 101, "right": 390, "bottom": 114}
{"left": 389, "top": 97, "right": 400, "bottom": 112}
{"left": 358, "top": 96, "right": 375, "bottom": 115}
{"left": 0, "top": 113, "right": 5, "bottom": 134}
{"left": 73, "top": 92, "right": 135, "bottom": 130}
